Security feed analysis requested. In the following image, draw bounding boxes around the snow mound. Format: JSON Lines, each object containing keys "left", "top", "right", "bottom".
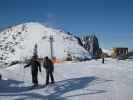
{"left": 102, "top": 49, "right": 112, "bottom": 56}
{"left": 0, "top": 22, "right": 90, "bottom": 64}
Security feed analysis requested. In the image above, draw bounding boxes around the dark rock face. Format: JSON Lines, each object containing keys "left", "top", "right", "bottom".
{"left": 79, "top": 34, "right": 102, "bottom": 59}
{"left": 75, "top": 36, "right": 83, "bottom": 47}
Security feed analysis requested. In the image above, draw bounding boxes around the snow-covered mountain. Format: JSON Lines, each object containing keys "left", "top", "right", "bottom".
{"left": 0, "top": 22, "right": 90, "bottom": 64}
{"left": 102, "top": 49, "right": 112, "bottom": 56}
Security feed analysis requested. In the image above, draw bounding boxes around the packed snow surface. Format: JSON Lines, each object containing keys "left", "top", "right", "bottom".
{"left": 0, "top": 22, "right": 90, "bottom": 64}
{"left": 0, "top": 58, "right": 133, "bottom": 100}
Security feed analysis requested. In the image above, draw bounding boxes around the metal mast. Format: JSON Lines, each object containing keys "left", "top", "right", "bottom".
{"left": 49, "top": 35, "right": 54, "bottom": 59}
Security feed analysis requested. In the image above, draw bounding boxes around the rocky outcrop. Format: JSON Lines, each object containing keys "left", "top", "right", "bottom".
{"left": 79, "top": 34, "right": 102, "bottom": 59}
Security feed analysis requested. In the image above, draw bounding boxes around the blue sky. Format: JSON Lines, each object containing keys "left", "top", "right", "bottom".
{"left": 0, "top": 0, "right": 132, "bottom": 50}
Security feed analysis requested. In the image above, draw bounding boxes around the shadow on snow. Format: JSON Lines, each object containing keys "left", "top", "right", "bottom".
{"left": 0, "top": 79, "right": 29, "bottom": 93}
{"left": 0, "top": 76, "right": 112, "bottom": 100}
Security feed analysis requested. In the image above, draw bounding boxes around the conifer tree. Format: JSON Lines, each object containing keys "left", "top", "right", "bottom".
{"left": 33, "top": 44, "right": 38, "bottom": 59}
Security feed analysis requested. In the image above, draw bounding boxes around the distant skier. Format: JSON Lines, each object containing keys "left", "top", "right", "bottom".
{"left": 43, "top": 56, "right": 55, "bottom": 85}
{"left": 0, "top": 74, "right": 2, "bottom": 80}
{"left": 102, "top": 57, "right": 104, "bottom": 64}
{"left": 24, "top": 56, "right": 41, "bottom": 87}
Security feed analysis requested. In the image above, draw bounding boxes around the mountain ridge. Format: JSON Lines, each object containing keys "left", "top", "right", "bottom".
{"left": 0, "top": 22, "right": 90, "bottom": 65}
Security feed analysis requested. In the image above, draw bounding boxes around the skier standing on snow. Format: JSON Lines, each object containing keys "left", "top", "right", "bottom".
{"left": 24, "top": 56, "right": 41, "bottom": 87}
{"left": 102, "top": 57, "right": 105, "bottom": 64}
{"left": 0, "top": 74, "right": 2, "bottom": 80}
{"left": 43, "top": 56, "right": 55, "bottom": 85}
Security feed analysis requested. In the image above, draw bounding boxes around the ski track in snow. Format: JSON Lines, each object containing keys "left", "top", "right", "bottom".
{"left": 0, "top": 58, "right": 133, "bottom": 100}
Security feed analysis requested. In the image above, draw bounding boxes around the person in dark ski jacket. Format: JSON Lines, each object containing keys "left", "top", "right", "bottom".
{"left": 24, "top": 56, "right": 41, "bottom": 86}
{"left": 43, "top": 56, "right": 54, "bottom": 85}
{"left": 102, "top": 57, "right": 105, "bottom": 64}
{"left": 0, "top": 74, "right": 2, "bottom": 80}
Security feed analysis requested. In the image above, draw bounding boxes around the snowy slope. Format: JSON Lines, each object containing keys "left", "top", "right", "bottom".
{"left": 102, "top": 49, "right": 112, "bottom": 56}
{"left": 0, "top": 59, "right": 133, "bottom": 100}
{"left": 0, "top": 22, "right": 90, "bottom": 64}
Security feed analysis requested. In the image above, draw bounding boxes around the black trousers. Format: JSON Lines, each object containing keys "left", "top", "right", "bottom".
{"left": 46, "top": 71, "right": 54, "bottom": 85}
{"left": 32, "top": 71, "right": 38, "bottom": 85}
